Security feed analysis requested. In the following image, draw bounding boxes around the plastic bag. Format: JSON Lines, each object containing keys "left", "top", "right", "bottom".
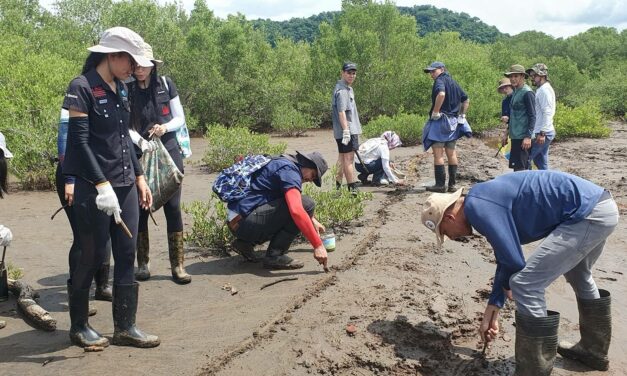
{"left": 141, "top": 138, "right": 184, "bottom": 211}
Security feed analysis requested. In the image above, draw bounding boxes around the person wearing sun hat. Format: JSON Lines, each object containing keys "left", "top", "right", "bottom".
{"left": 526, "top": 63, "right": 556, "bottom": 170}
{"left": 225, "top": 151, "right": 329, "bottom": 270}
{"left": 127, "top": 41, "right": 192, "bottom": 285}
{"left": 504, "top": 64, "right": 535, "bottom": 171}
{"left": 61, "top": 26, "right": 159, "bottom": 349}
{"left": 354, "top": 130, "right": 405, "bottom": 186}
{"left": 421, "top": 170, "right": 618, "bottom": 374}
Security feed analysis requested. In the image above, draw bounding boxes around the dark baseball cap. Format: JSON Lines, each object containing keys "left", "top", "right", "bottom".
{"left": 296, "top": 151, "right": 328, "bottom": 187}
{"left": 342, "top": 62, "right": 357, "bottom": 71}
{"left": 424, "top": 61, "right": 445, "bottom": 73}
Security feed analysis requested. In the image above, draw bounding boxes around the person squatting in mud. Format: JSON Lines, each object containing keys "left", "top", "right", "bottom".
{"left": 62, "top": 27, "right": 159, "bottom": 349}
{"left": 128, "top": 42, "right": 191, "bottom": 284}
{"left": 355, "top": 131, "right": 405, "bottom": 186}
{"left": 421, "top": 170, "right": 618, "bottom": 375}
{"left": 421, "top": 61, "right": 470, "bottom": 193}
{"left": 227, "top": 152, "right": 330, "bottom": 270}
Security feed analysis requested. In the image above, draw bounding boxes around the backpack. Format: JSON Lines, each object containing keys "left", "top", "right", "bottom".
{"left": 212, "top": 154, "right": 272, "bottom": 202}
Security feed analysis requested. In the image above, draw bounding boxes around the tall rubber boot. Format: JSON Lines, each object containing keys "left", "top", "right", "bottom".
{"left": 558, "top": 289, "right": 611, "bottom": 371}
{"left": 94, "top": 263, "right": 113, "bottom": 301}
{"left": 426, "top": 165, "right": 446, "bottom": 193}
{"left": 515, "top": 310, "right": 560, "bottom": 376}
{"left": 112, "top": 283, "right": 160, "bottom": 348}
{"left": 135, "top": 231, "right": 151, "bottom": 281}
{"left": 67, "top": 280, "right": 109, "bottom": 348}
{"left": 448, "top": 165, "right": 458, "bottom": 192}
{"left": 167, "top": 232, "right": 191, "bottom": 284}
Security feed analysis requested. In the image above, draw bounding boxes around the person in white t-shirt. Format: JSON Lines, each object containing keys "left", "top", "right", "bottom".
{"left": 526, "top": 63, "right": 556, "bottom": 170}
{"left": 355, "top": 131, "right": 405, "bottom": 186}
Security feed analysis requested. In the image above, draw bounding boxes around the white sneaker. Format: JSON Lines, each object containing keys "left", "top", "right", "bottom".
{"left": 379, "top": 178, "right": 389, "bottom": 185}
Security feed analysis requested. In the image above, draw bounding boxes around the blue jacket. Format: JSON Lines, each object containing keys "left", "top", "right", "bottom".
{"left": 464, "top": 171, "right": 604, "bottom": 307}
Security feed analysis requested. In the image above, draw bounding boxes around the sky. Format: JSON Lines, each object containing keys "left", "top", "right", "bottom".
{"left": 39, "top": 0, "right": 627, "bottom": 38}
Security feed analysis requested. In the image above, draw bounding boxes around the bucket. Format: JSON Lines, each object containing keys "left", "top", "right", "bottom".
{"left": 321, "top": 232, "right": 336, "bottom": 252}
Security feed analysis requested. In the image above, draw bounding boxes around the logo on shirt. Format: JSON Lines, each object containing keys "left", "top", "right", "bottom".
{"left": 162, "top": 105, "right": 170, "bottom": 115}
{"left": 92, "top": 86, "right": 106, "bottom": 98}
{"left": 65, "top": 93, "right": 78, "bottom": 99}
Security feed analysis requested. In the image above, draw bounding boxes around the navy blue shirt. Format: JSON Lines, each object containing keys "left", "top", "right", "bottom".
{"left": 430, "top": 72, "right": 468, "bottom": 117}
{"left": 464, "top": 171, "right": 604, "bottom": 308}
{"left": 62, "top": 69, "right": 142, "bottom": 186}
{"left": 228, "top": 158, "right": 303, "bottom": 217}
{"left": 501, "top": 95, "right": 511, "bottom": 119}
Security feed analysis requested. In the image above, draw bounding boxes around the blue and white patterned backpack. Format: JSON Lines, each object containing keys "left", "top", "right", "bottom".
{"left": 212, "top": 155, "right": 272, "bottom": 202}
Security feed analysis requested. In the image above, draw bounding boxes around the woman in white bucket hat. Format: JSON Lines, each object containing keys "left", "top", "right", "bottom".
{"left": 128, "top": 42, "right": 192, "bottom": 285}
{"left": 61, "top": 27, "right": 159, "bottom": 349}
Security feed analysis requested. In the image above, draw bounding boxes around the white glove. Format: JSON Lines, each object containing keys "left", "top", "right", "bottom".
{"left": 0, "top": 225, "right": 12, "bottom": 247}
{"left": 95, "top": 182, "right": 122, "bottom": 222}
{"left": 138, "top": 138, "right": 157, "bottom": 153}
{"left": 431, "top": 112, "right": 442, "bottom": 120}
{"left": 457, "top": 114, "right": 466, "bottom": 124}
{"left": 341, "top": 129, "right": 351, "bottom": 145}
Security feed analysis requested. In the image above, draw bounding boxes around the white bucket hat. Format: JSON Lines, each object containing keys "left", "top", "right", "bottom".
{"left": 421, "top": 188, "right": 464, "bottom": 246}
{"left": 139, "top": 42, "right": 163, "bottom": 67}
{"left": 88, "top": 27, "right": 153, "bottom": 68}
{"left": 0, "top": 132, "right": 13, "bottom": 159}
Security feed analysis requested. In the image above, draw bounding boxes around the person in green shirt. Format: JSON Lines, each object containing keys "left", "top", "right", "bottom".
{"left": 503, "top": 65, "right": 535, "bottom": 172}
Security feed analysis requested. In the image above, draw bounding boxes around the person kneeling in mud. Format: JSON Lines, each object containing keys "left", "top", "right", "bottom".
{"left": 421, "top": 170, "right": 618, "bottom": 375}
{"left": 227, "top": 152, "right": 329, "bottom": 270}
{"left": 355, "top": 131, "right": 405, "bottom": 186}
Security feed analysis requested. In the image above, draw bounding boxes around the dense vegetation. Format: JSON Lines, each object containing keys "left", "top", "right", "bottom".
{"left": 1, "top": 0, "right": 624, "bottom": 188}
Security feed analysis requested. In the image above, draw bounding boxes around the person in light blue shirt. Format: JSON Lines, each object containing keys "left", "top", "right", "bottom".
{"left": 421, "top": 170, "right": 618, "bottom": 374}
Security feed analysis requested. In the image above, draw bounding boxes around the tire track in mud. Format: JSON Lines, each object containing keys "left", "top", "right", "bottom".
{"left": 198, "top": 190, "right": 406, "bottom": 375}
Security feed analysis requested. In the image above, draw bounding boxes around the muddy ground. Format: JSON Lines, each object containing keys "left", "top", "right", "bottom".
{"left": 0, "top": 123, "right": 625, "bottom": 376}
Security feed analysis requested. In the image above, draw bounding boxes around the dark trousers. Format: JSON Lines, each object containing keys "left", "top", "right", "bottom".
{"left": 355, "top": 158, "right": 385, "bottom": 183}
{"left": 55, "top": 164, "right": 111, "bottom": 276}
{"left": 138, "top": 146, "right": 184, "bottom": 233}
{"left": 72, "top": 178, "right": 139, "bottom": 289}
{"left": 234, "top": 196, "right": 315, "bottom": 254}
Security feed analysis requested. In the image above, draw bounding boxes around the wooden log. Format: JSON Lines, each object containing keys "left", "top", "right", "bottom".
{"left": 7, "top": 279, "right": 57, "bottom": 331}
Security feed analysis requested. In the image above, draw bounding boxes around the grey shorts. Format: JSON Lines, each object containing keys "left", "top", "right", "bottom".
{"left": 431, "top": 140, "right": 457, "bottom": 149}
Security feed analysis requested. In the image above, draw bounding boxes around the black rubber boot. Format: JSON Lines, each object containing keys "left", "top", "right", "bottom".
{"left": 112, "top": 283, "right": 160, "bottom": 348}
{"left": 335, "top": 181, "right": 342, "bottom": 190}
{"left": 447, "top": 165, "right": 458, "bottom": 192}
{"left": 558, "top": 289, "right": 611, "bottom": 371}
{"left": 263, "top": 249, "right": 304, "bottom": 270}
{"left": 426, "top": 165, "right": 446, "bottom": 193}
{"left": 67, "top": 280, "right": 109, "bottom": 348}
{"left": 231, "top": 239, "right": 259, "bottom": 262}
{"left": 348, "top": 182, "right": 359, "bottom": 195}
{"left": 135, "top": 231, "right": 150, "bottom": 281}
{"left": 168, "top": 232, "right": 191, "bottom": 284}
{"left": 515, "top": 310, "right": 560, "bottom": 376}
{"left": 94, "top": 263, "right": 113, "bottom": 301}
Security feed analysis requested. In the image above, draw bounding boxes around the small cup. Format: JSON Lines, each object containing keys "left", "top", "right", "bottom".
{"left": 321, "top": 232, "right": 336, "bottom": 252}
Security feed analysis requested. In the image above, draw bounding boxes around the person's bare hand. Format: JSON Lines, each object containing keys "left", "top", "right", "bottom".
{"left": 313, "top": 245, "right": 328, "bottom": 268}
{"left": 536, "top": 134, "right": 546, "bottom": 145}
{"left": 65, "top": 183, "right": 75, "bottom": 206}
{"left": 136, "top": 176, "right": 153, "bottom": 210}
{"left": 504, "top": 288, "right": 514, "bottom": 300}
{"left": 480, "top": 305, "right": 500, "bottom": 346}
{"left": 312, "top": 217, "right": 325, "bottom": 234}
{"left": 501, "top": 133, "right": 509, "bottom": 146}
{"left": 522, "top": 137, "right": 532, "bottom": 150}
{"left": 151, "top": 124, "right": 166, "bottom": 137}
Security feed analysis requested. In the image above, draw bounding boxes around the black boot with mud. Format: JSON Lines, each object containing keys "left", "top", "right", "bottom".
{"left": 68, "top": 281, "right": 109, "bottom": 348}
{"left": 558, "top": 289, "right": 611, "bottom": 371}
{"left": 94, "top": 263, "right": 112, "bottom": 301}
{"left": 112, "top": 283, "right": 160, "bottom": 348}
{"left": 515, "top": 310, "right": 560, "bottom": 376}
{"left": 448, "top": 165, "right": 458, "bottom": 192}
{"left": 135, "top": 231, "right": 150, "bottom": 281}
{"left": 263, "top": 250, "right": 304, "bottom": 270}
{"left": 168, "top": 232, "right": 192, "bottom": 284}
{"left": 426, "top": 165, "right": 447, "bottom": 193}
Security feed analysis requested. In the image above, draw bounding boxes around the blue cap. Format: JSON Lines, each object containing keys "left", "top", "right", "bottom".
{"left": 424, "top": 61, "right": 445, "bottom": 73}
{"left": 342, "top": 62, "right": 357, "bottom": 71}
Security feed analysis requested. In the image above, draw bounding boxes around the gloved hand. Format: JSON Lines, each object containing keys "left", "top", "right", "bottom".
{"left": 341, "top": 129, "right": 351, "bottom": 145}
{"left": 138, "top": 138, "right": 157, "bottom": 153}
{"left": 431, "top": 112, "right": 442, "bottom": 120}
{"left": 95, "top": 182, "right": 122, "bottom": 223}
{"left": 0, "top": 225, "right": 12, "bottom": 247}
{"left": 457, "top": 114, "right": 466, "bottom": 124}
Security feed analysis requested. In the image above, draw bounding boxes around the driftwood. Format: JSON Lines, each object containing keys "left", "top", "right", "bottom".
{"left": 7, "top": 279, "right": 57, "bottom": 331}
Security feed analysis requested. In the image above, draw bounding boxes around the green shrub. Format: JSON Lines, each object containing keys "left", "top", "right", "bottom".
{"left": 202, "top": 125, "right": 287, "bottom": 172}
{"left": 182, "top": 195, "right": 233, "bottom": 256}
{"left": 272, "top": 104, "right": 318, "bottom": 136}
{"left": 303, "top": 166, "right": 372, "bottom": 229}
{"left": 554, "top": 102, "right": 610, "bottom": 139}
{"left": 362, "top": 112, "right": 426, "bottom": 146}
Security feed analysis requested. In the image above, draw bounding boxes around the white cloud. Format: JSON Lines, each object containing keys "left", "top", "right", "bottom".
{"left": 38, "top": 0, "right": 626, "bottom": 38}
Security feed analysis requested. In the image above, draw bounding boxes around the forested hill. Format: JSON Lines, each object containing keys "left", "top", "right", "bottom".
{"left": 252, "top": 5, "right": 506, "bottom": 44}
